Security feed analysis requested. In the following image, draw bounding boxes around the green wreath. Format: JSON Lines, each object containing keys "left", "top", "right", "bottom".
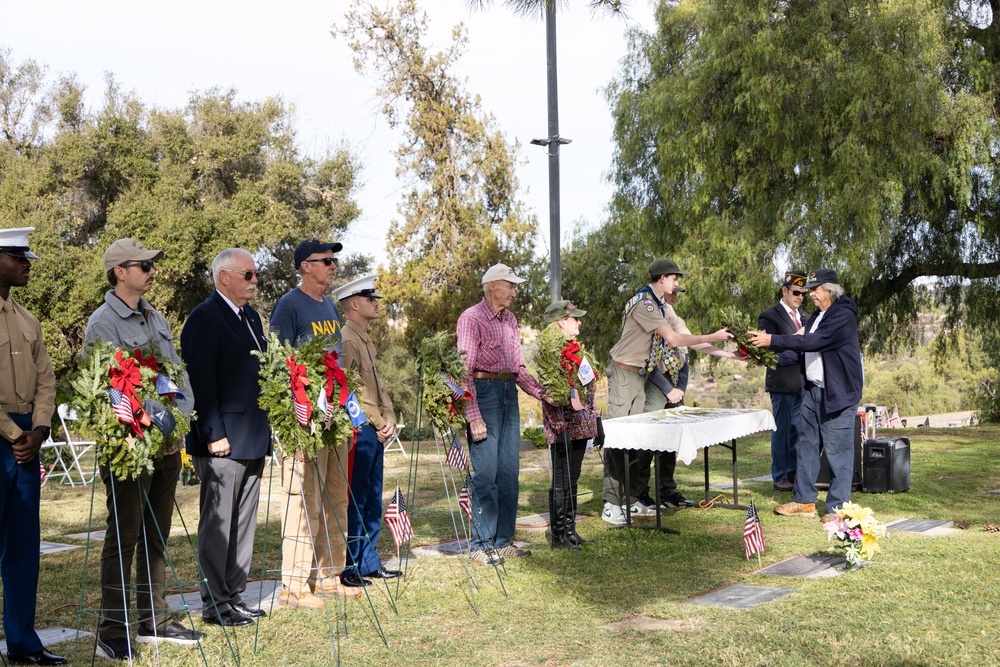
{"left": 534, "top": 325, "right": 597, "bottom": 408}
{"left": 720, "top": 306, "right": 779, "bottom": 369}
{"left": 70, "top": 343, "right": 191, "bottom": 481}
{"left": 417, "top": 332, "right": 470, "bottom": 433}
{"left": 255, "top": 333, "right": 366, "bottom": 458}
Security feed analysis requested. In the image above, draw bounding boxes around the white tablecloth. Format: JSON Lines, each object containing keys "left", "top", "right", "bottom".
{"left": 602, "top": 407, "right": 776, "bottom": 465}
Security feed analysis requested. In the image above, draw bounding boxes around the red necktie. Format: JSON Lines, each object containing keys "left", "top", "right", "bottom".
{"left": 790, "top": 310, "right": 800, "bottom": 329}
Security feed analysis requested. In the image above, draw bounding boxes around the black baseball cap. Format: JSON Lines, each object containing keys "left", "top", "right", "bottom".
{"left": 294, "top": 238, "right": 343, "bottom": 268}
{"left": 805, "top": 268, "right": 839, "bottom": 288}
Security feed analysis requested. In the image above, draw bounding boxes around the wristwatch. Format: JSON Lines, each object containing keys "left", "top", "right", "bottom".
{"left": 34, "top": 425, "right": 51, "bottom": 439}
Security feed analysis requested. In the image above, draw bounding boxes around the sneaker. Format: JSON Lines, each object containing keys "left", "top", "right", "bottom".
{"left": 469, "top": 548, "right": 504, "bottom": 566}
{"left": 95, "top": 637, "right": 134, "bottom": 661}
{"left": 602, "top": 502, "right": 627, "bottom": 525}
{"left": 774, "top": 501, "right": 817, "bottom": 517}
{"left": 136, "top": 621, "right": 202, "bottom": 645}
{"left": 660, "top": 492, "right": 697, "bottom": 508}
{"left": 497, "top": 545, "right": 531, "bottom": 558}
{"left": 635, "top": 493, "right": 658, "bottom": 514}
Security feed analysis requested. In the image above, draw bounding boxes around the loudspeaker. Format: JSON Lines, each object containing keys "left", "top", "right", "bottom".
{"left": 816, "top": 414, "right": 863, "bottom": 490}
{"left": 862, "top": 438, "right": 910, "bottom": 493}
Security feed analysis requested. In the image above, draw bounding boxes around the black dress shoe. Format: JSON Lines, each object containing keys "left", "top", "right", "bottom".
{"left": 341, "top": 571, "right": 372, "bottom": 587}
{"left": 202, "top": 608, "right": 253, "bottom": 627}
{"left": 232, "top": 602, "right": 267, "bottom": 618}
{"left": 6, "top": 649, "right": 68, "bottom": 665}
{"left": 367, "top": 567, "right": 402, "bottom": 580}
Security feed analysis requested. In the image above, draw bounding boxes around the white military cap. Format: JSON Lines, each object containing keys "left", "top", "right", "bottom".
{"left": 0, "top": 227, "right": 38, "bottom": 259}
{"left": 333, "top": 274, "right": 383, "bottom": 301}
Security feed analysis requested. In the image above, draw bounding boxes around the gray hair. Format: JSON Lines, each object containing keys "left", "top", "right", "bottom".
{"left": 822, "top": 282, "right": 845, "bottom": 301}
{"left": 212, "top": 248, "right": 252, "bottom": 284}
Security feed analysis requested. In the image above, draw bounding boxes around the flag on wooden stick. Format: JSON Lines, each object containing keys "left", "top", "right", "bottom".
{"left": 385, "top": 486, "right": 414, "bottom": 546}
{"left": 743, "top": 496, "right": 765, "bottom": 561}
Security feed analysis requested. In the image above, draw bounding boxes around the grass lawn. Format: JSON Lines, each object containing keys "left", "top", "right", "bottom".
{"left": 23, "top": 424, "right": 1000, "bottom": 666}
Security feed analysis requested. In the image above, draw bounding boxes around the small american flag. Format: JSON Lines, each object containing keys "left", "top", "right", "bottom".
{"left": 107, "top": 387, "right": 137, "bottom": 428}
{"left": 888, "top": 405, "right": 903, "bottom": 428}
{"left": 446, "top": 435, "right": 468, "bottom": 469}
{"left": 384, "top": 487, "right": 414, "bottom": 546}
{"left": 458, "top": 478, "right": 472, "bottom": 518}
{"left": 743, "top": 497, "right": 765, "bottom": 560}
{"left": 293, "top": 396, "right": 311, "bottom": 426}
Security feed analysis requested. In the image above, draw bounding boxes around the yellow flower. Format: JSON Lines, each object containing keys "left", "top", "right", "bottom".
{"left": 860, "top": 531, "right": 882, "bottom": 559}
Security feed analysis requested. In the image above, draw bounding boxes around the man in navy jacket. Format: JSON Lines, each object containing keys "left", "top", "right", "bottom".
{"left": 750, "top": 268, "right": 863, "bottom": 520}
{"left": 181, "top": 248, "right": 271, "bottom": 627}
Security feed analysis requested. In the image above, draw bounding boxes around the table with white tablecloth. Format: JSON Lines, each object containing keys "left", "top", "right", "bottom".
{"left": 602, "top": 407, "right": 776, "bottom": 517}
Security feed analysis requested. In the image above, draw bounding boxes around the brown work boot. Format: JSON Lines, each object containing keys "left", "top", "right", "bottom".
{"left": 315, "top": 580, "right": 363, "bottom": 600}
{"left": 774, "top": 502, "right": 817, "bottom": 517}
{"left": 278, "top": 589, "right": 326, "bottom": 609}
{"left": 820, "top": 513, "right": 838, "bottom": 524}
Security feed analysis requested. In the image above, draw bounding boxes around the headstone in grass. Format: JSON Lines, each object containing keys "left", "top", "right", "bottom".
{"left": 686, "top": 584, "right": 794, "bottom": 609}
{"left": 65, "top": 530, "right": 106, "bottom": 541}
{"left": 709, "top": 474, "right": 771, "bottom": 490}
{"left": 165, "top": 579, "right": 281, "bottom": 613}
{"left": 602, "top": 616, "right": 705, "bottom": 631}
{"left": 39, "top": 541, "right": 81, "bottom": 555}
{"left": 887, "top": 518, "right": 954, "bottom": 534}
{"left": 411, "top": 538, "right": 531, "bottom": 557}
{"left": 988, "top": 489, "right": 1000, "bottom": 495}
{"left": 0, "top": 627, "right": 90, "bottom": 652}
{"left": 516, "top": 513, "right": 551, "bottom": 531}
{"left": 756, "top": 555, "right": 844, "bottom": 578}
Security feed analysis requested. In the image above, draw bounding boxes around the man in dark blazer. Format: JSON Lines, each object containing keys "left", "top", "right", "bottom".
{"left": 758, "top": 270, "right": 809, "bottom": 491}
{"left": 181, "top": 248, "right": 271, "bottom": 627}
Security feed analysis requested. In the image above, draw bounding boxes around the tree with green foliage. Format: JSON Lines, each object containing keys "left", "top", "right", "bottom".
{"left": 0, "top": 47, "right": 365, "bottom": 383}
{"left": 606, "top": 0, "right": 1000, "bottom": 353}
{"left": 336, "top": 0, "right": 542, "bottom": 343}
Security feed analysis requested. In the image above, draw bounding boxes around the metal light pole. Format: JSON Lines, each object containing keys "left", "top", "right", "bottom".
{"left": 531, "top": 0, "right": 572, "bottom": 304}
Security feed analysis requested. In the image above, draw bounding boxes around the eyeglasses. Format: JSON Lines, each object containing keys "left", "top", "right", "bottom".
{"left": 121, "top": 261, "right": 155, "bottom": 273}
{"left": 303, "top": 257, "right": 338, "bottom": 267}
{"left": 791, "top": 289, "right": 808, "bottom": 297}
{"left": 222, "top": 268, "right": 259, "bottom": 281}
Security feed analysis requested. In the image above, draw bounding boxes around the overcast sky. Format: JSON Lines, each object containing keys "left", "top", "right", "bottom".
{"left": 3, "top": 0, "right": 657, "bottom": 263}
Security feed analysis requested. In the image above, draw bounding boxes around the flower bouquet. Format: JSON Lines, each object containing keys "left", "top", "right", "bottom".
{"left": 417, "top": 331, "right": 470, "bottom": 433}
{"left": 533, "top": 325, "right": 597, "bottom": 408}
{"left": 719, "top": 306, "right": 778, "bottom": 369}
{"left": 255, "top": 333, "right": 366, "bottom": 458}
{"left": 71, "top": 343, "right": 191, "bottom": 481}
{"left": 823, "top": 501, "right": 889, "bottom": 569}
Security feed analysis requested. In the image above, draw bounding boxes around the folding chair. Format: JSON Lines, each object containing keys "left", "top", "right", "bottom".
{"left": 49, "top": 403, "right": 97, "bottom": 486}
{"left": 384, "top": 424, "right": 409, "bottom": 459}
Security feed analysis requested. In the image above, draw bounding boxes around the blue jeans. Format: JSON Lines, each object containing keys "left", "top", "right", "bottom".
{"left": 468, "top": 378, "right": 520, "bottom": 551}
{"left": 1, "top": 412, "right": 43, "bottom": 655}
{"left": 794, "top": 385, "right": 857, "bottom": 512}
{"left": 770, "top": 390, "right": 802, "bottom": 483}
{"left": 345, "top": 424, "right": 384, "bottom": 577}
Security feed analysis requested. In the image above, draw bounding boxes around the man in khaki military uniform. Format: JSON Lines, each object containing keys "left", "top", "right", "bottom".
{"left": 334, "top": 275, "right": 400, "bottom": 586}
{"left": 601, "top": 259, "right": 732, "bottom": 527}
{"left": 0, "top": 227, "right": 65, "bottom": 666}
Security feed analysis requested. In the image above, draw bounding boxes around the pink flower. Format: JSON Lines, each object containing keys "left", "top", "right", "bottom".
{"left": 848, "top": 527, "right": 864, "bottom": 542}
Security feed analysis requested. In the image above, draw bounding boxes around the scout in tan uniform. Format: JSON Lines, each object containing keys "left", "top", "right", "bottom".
{"left": 334, "top": 275, "right": 400, "bottom": 586}
{"left": 600, "top": 259, "right": 732, "bottom": 526}
{"left": 0, "top": 227, "right": 66, "bottom": 666}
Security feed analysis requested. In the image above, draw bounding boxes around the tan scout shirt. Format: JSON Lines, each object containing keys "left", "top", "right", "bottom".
{"left": 609, "top": 294, "right": 665, "bottom": 367}
{"left": 340, "top": 319, "right": 394, "bottom": 431}
{"left": 0, "top": 294, "right": 56, "bottom": 442}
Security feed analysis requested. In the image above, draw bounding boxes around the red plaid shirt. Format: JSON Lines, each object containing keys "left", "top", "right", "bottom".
{"left": 456, "top": 299, "right": 547, "bottom": 423}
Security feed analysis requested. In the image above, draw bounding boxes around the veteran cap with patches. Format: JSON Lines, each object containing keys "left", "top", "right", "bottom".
{"left": 783, "top": 270, "right": 807, "bottom": 288}
{"left": 544, "top": 300, "right": 587, "bottom": 324}
{"left": 333, "top": 273, "right": 382, "bottom": 301}
{"left": 804, "top": 268, "right": 839, "bottom": 288}
{"left": 0, "top": 227, "right": 39, "bottom": 260}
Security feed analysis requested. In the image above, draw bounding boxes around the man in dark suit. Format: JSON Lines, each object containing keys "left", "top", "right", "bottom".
{"left": 758, "top": 270, "right": 809, "bottom": 492}
{"left": 181, "top": 248, "right": 271, "bottom": 627}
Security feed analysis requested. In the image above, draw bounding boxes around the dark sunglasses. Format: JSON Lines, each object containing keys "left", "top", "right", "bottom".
{"left": 223, "top": 268, "right": 259, "bottom": 281}
{"left": 303, "top": 257, "right": 338, "bottom": 267}
{"left": 790, "top": 289, "right": 808, "bottom": 297}
{"left": 121, "top": 261, "right": 155, "bottom": 273}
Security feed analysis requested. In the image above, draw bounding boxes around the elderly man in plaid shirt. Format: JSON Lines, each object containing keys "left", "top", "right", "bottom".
{"left": 457, "top": 264, "right": 556, "bottom": 566}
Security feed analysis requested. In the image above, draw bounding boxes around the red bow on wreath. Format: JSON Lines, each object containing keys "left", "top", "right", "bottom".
{"left": 322, "top": 350, "right": 350, "bottom": 407}
{"left": 108, "top": 349, "right": 151, "bottom": 436}
{"left": 134, "top": 348, "right": 159, "bottom": 373}
{"left": 287, "top": 354, "right": 312, "bottom": 426}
